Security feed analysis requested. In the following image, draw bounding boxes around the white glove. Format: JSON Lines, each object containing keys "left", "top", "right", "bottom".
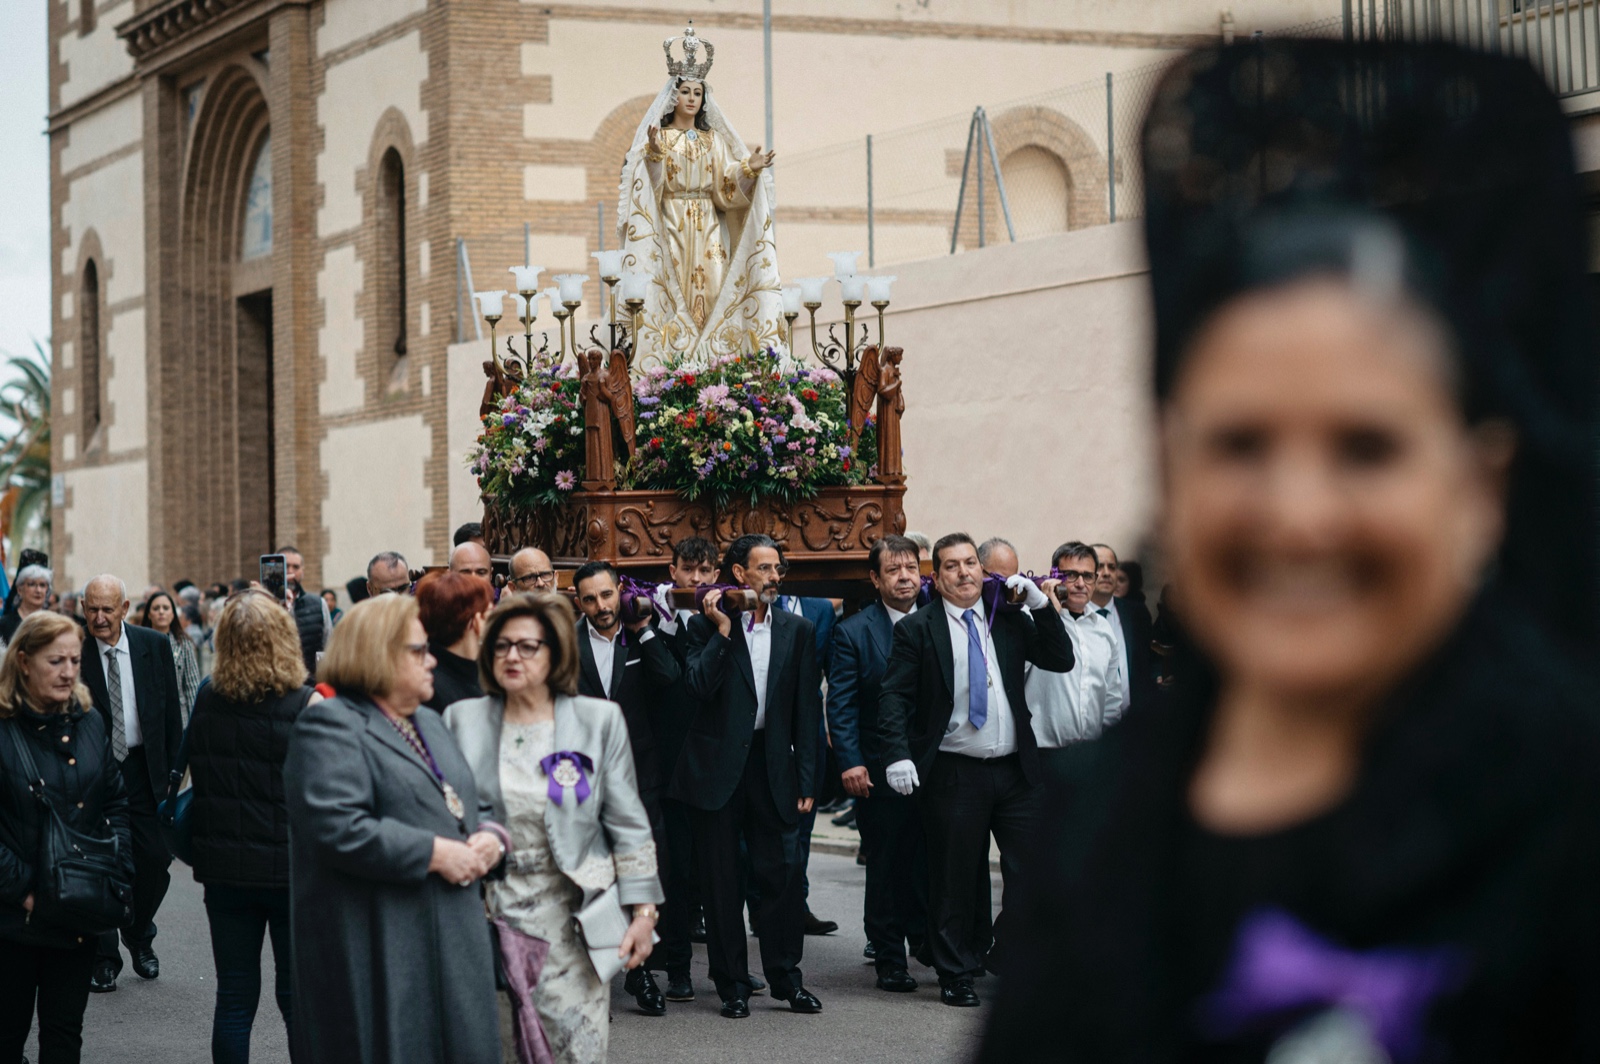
{"left": 650, "top": 584, "right": 677, "bottom": 634}
{"left": 1006, "top": 573, "right": 1050, "bottom": 610}
{"left": 885, "top": 759, "right": 920, "bottom": 796}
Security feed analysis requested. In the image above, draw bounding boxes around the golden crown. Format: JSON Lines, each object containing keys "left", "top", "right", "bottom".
{"left": 663, "top": 22, "right": 714, "bottom": 81}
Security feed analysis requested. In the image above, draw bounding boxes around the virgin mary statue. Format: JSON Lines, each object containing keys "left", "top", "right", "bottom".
{"left": 616, "top": 24, "right": 785, "bottom": 364}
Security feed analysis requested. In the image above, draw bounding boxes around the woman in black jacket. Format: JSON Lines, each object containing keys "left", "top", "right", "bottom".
{"left": 188, "top": 589, "right": 319, "bottom": 1064}
{"left": 0, "top": 612, "right": 132, "bottom": 1064}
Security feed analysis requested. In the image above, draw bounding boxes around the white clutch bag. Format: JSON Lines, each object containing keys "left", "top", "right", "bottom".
{"left": 573, "top": 883, "right": 658, "bottom": 982}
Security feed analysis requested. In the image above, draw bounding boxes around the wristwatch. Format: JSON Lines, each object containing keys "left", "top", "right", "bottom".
{"left": 633, "top": 905, "right": 660, "bottom": 923}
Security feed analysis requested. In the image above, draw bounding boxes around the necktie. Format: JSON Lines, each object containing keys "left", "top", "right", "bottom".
{"left": 1096, "top": 607, "right": 1110, "bottom": 618}
{"left": 106, "top": 646, "right": 128, "bottom": 762}
{"left": 963, "top": 609, "right": 988, "bottom": 730}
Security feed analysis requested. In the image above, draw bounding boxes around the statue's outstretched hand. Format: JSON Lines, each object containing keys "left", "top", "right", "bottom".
{"left": 647, "top": 125, "right": 662, "bottom": 154}
{"left": 748, "top": 146, "right": 776, "bottom": 172}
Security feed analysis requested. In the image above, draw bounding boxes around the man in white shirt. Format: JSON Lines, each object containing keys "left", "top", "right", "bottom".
{"left": 877, "top": 533, "right": 1070, "bottom": 1006}
{"left": 1026, "top": 542, "right": 1126, "bottom": 754}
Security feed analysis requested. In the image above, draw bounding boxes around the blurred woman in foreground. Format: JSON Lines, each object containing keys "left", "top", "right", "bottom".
{"left": 983, "top": 40, "right": 1600, "bottom": 1063}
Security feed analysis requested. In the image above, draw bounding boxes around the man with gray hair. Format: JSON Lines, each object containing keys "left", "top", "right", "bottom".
{"left": 79, "top": 573, "right": 184, "bottom": 992}
{"left": 0, "top": 563, "right": 53, "bottom": 643}
{"left": 976, "top": 537, "right": 1020, "bottom": 578}
{"left": 365, "top": 551, "right": 411, "bottom": 597}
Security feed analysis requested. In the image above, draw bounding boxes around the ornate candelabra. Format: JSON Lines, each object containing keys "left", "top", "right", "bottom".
{"left": 784, "top": 251, "right": 896, "bottom": 395}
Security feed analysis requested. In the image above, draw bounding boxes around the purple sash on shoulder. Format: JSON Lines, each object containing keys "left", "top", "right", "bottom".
{"left": 493, "top": 917, "right": 555, "bottom": 1064}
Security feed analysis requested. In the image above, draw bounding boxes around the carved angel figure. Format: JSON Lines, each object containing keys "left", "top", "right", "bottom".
{"left": 876, "top": 346, "right": 905, "bottom": 484}
{"left": 579, "top": 348, "right": 615, "bottom": 490}
{"left": 601, "top": 352, "right": 638, "bottom": 459}
{"left": 847, "top": 346, "right": 881, "bottom": 450}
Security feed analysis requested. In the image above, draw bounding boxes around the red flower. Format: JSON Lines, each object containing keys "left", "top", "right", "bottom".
{"left": 679, "top": 374, "right": 697, "bottom": 388}
{"left": 802, "top": 388, "right": 819, "bottom": 402}
{"left": 550, "top": 383, "right": 563, "bottom": 394}
{"left": 843, "top": 459, "right": 852, "bottom": 472}
{"left": 704, "top": 411, "right": 717, "bottom": 425}
{"left": 552, "top": 415, "right": 563, "bottom": 424}
{"left": 649, "top": 437, "right": 663, "bottom": 449}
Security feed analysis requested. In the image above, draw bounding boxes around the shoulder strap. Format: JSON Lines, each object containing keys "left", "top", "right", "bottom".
{"left": 5, "top": 718, "right": 46, "bottom": 803}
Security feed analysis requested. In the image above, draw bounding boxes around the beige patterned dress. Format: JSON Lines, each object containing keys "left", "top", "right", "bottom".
{"left": 492, "top": 719, "right": 609, "bottom": 1063}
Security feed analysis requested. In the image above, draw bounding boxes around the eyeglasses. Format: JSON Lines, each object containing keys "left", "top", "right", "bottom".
{"left": 749, "top": 563, "right": 789, "bottom": 577}
{"left": 510, "top": 571, "right": 557, "bottom": 588}
{"left": 1058, "top": 571, "right": 1096, "bottom": 585}
{"left": 492, "top": 638, "right": 546, "bottom": 659}
{"left": 402, "top": 642, "right": 431, "bottom": 662}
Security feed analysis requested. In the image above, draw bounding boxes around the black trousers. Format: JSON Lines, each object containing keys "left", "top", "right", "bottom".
{"left": 0, "top": 937, "right": 97, "bottom": 1064}
{"left": 857, "top": 761, "right": 928, "bottom": 971}
{"left": 690, "top": 739, "right": 806, "bottom": 1002}
{"left": 918, "top": 752, "right": 1040, "bottom": 983}
{"left": 99, "top": 747, "right": 172, "bottom": 966}
{"left": 645, "top": 791, "right": 695, "bottom": 979}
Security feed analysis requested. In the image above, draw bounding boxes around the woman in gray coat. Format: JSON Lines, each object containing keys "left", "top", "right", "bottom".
{"left": 446, "top": 592, "right": 662, "bottom": 1064}
{"left": 284, "top": 594, "right": 510, "bottom": 1064}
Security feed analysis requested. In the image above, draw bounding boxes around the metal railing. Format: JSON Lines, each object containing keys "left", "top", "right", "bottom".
{"left": 1345, "top": 0, "right": 1600, "bottom": 96}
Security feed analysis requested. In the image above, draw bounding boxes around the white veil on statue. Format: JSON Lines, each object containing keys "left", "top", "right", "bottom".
{"left": 615, "top": 27, "right": 784, "bottom": 366}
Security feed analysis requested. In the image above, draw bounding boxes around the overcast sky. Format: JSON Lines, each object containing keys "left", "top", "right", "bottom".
{"left": 0, "top": 1, "right": 51, "bottom": 371}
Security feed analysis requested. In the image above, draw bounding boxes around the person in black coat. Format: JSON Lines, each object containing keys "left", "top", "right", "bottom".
{"left": 875, "top": 533, "right": 1070, "bottom": 1007}
{"left": 78, "top": 574, "right": 183, "bottom": 991}
{"left": 0, "top": 612, "right": 133, "bottom": 1064}
{"left": 826, "top": 534, "right": 928, "bottom": 991}
{"left": 415, "top": 571, "right": 491, "bottom": 713}
{"left": 188, "top": 589, "right": 319, "bottom": 1063}
{"left": 1089, "top": 544, "right": 1157, "bottom": 717}
{"left": 668, "top": 534, "right": 823, "bottom": 1018}
{"left": 572, "top": 560, "right": 683, "bottom": 1014}
{"left": 981, "top": 39, "right": 1600, "bottom": 1062}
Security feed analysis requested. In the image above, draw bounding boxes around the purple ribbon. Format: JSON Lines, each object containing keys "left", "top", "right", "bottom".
{"left": 618, "top": 576, "right": 671, "bottom": 624}
{"left": 1198, "top": 908, "right": 1466, "bottom": 1063}
{"left": 538, "top": 751, "right": 595, "bottom": 806}
{"left": 493, "top": 917, "right": 555, "bottom": 1064}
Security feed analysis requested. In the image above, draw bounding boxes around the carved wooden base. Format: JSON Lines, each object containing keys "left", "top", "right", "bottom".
{"left": 483, "top": 484, "right": 908, "bottom": 590}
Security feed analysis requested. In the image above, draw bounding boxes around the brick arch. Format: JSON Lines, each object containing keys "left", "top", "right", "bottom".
{"left": 165, "top": 61, "right": 273, "bottom": 586}
{"left": 359, "top": 108, "right": 418, "bottom": 394}
{"left": 953, "top": 105, "right": 1109, "bottom": 247}
{"left": 588, "top": 94, "right": 660, "bottom": 228}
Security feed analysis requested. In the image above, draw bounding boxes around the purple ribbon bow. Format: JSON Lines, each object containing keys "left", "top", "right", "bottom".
{"left": 493, "top": 917, "right": 555, "bottom": 1064}
{"left": 538, "top": 751, "right": 595, "bottom": 806}
{"left": 1199, "top": 909, "right": 1466, "bottom": 1063}
{"left": 618, "top": 576, "right": 671, "bottom": 624}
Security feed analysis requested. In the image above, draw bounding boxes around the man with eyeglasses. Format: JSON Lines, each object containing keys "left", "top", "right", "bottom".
{"left": 1025, "top": 542, "right": 1125, "bottom": 759}
{"left": 506, "top": 546, "right": 557, "bottom": 593}
{"left": 670, "top": 534, "right": 823, "bottom": 1019}
{"left": 1089, "top": 543, "right": 1156, "bottom": 715}
{"left": 366, "top": 551, "right": 412, "bottom": 597}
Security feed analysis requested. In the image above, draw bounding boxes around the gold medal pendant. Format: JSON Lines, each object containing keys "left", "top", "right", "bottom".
{"left": 442, "top": 782, "right": 466, "bottom": 820}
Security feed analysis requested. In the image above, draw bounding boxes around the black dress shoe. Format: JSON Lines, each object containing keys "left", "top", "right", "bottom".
{"left": 748, "top": 973, "right": 766, "bottom": 995}
{"left": 780, "top": 987, "right": 823, "bottom": 1013}
{"left": 131, "top": 945, "right": 159, "bottom": 980}
{"left": 940, "top": 978, "right": 980, "bottom": 1007}
{"left": 88, "top": 960, "right": 118, "bottom": 993}
{"left": 664, "top": 973, "right": 695, "bottom": 1002}
{"left": 689, "top": 910, "right": 707, "bottom": 943}
{"left": 862, "top": 941, "right": 877, "bottom": 960}
{"left": 720, "top": 998, "right": 750, "bottom": 1019}
{"left": 624, "top": 968, "right": 666, "bottom": 1015}
{"left": 830, "top": 806, "right": 857, "bottom": 828}
{"left": 876, "top": 967, "right": 919, "bottom": 993}
{"left": 803, "top": 911, "right": 838, "bottom": 936}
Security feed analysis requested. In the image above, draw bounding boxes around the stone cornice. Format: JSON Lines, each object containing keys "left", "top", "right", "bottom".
{"left": 116, "top": 0, "right": 309, "bottom": 66}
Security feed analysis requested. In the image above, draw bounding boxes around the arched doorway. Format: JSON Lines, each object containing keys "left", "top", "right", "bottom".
{"left": 169, "top": 63, "right": 274, "bottom": 584}
{"left": 1002, "top": 145, "right": 1073, "bottom": 238}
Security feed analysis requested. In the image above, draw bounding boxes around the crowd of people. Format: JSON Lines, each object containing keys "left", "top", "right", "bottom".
{"left": 5, "top": 32, "right": 1600, "bottom": 1064}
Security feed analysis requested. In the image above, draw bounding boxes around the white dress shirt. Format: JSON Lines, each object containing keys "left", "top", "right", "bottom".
{"left": 746, "top": 610, "right": 774, "bottom": 731}
{"left": 1096, "top": 597, "right": 1133, "bottom": 714}
{"left": 885, "top": 604, "right": 909, "bottom": 627}
{"left": 96, "top": 626, "right": 143, "bottom": 749}
{"left": 1025, "top": 607, "right": 1125, "bottom": 748}
{"left": 587, "top": 624, "right": 620, "bottom": 698}
{"left": 938, "top": 597, "right": 1016, "bottom": 758}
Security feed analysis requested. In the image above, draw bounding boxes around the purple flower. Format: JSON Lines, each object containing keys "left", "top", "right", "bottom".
{"left": 773, "top": 435, "right": 786, "bottom": 445}
{"left": 555, "top": 470, "right": 576, "bottom": 490}
{"left": 502, "top": 414, "right": 518, "bottom": 426}
{"left": 838, "top": 446, "right": 852, "bottom": 458}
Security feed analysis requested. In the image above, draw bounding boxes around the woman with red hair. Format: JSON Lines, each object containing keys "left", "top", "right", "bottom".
{"left": 417, "top": 571, "right": 493, "bottom": 713}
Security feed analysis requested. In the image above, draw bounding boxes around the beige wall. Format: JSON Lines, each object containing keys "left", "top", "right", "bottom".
{"left": 446, "top": 221, "right": 1158, "bottom": 571}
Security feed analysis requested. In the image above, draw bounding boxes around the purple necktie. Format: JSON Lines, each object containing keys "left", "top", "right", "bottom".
{"left": 963, "top": 608, "right": 987, "bottom": 730}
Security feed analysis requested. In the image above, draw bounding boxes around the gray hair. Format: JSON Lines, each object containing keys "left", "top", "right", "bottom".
{"left": 366, "top": 551, "right": 408, "bottom": 579}
{"left": 15, "top": 565, "right": 52, "bottom": 588}
{"left": 83, "top": 574, "right": 128, "bottom": 602}
{"left": 904, "top": 531, "right": 931, "bottom": 553}
{"left": 976, "top": 537, "right": 1017, "bottom": 567}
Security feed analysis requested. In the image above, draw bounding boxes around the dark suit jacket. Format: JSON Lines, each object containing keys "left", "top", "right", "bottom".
{"left": 576, "top": 618, "right": 680, "bottom": 801}
{"left": 826, "top": 601, "right": 897, "bottom": 774}
{"left": 669, "top": 608, "right": 821, "bottom": 824}
{"left": 81, "top": 622, "right": 183, "bottom": 795}
{"left": 1110, "top": 597, "right": 1158, "bottom": 715}
{"left": 781, "top": 595, "right": 837, "bottom": 676}
{"left": 876, "top": 597, "right": 1073, "bottom": 786}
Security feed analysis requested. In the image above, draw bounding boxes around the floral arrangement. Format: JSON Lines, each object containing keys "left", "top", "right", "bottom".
{"left": 625, "top": 350, "right": 877, "bottom": 505}
{"left": 468, "top": 364, "right": 585, "bottom": 510}
{"left": 470, "top": 349, "right": 877, "bottom": 510}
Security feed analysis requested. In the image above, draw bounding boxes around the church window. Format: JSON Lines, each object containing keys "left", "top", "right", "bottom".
{"left": 241, "top": 134, "right": 273, "bottom": 261}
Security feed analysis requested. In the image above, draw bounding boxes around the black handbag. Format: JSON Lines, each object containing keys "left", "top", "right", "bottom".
{"left": 5, "top": 720, "right": 132, "bottom": 935}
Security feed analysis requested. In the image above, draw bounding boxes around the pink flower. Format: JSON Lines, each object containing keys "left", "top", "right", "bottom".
{"left": 555, "top": 470, "right": 576, "bottom": 490}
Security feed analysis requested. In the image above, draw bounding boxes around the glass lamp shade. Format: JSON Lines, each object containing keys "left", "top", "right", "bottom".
{"left": 474, "top": 290, "right": 507, "bottom": 319}
{"left": 554, "top": 274, "right": 589, "bottom": 303}
{"left": 839, "top": 275, "right": 867, "bottom": 302}
{"left": 508, "top": 266, "right": 544, "bottom": 294}
{"left": 865, "top": 275, "right": 897, "bottom": 303}
{"left": 591, "top": 250, "right": 625, "bottom": 278}
{"left": 620, "top": 271, "right": 650, "bottom": 302}
{"left": 826, "top": 251, "right": 862, "bottom": 280}
{"left": 797, "top": 277, "right": 829, "bottom": 305}
{"left": 541, "top": 287, "right": 563, "bottom": 312}
{"left": 781, "top": 286, "right": 802, "bottom": 314}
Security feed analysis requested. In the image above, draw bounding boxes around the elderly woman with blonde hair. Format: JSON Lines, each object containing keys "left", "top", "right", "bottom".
{"left": 446, "top": 592, "right": 661, "bottom": 1064}
{"left": 186, "top": 589, "right": 320, "bottom": 1063}
{"left": 284, "top": 593, "right": 509, "bottom": 1064}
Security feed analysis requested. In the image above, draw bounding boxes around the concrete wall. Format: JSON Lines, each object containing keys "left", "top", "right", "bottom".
{"left": 446, "top": 221, "right": 1158, "bottom": 572}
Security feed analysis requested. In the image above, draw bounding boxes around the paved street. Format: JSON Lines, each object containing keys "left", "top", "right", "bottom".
{"left": 35, "top": 846, "right": 997, "bottom": 1064}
